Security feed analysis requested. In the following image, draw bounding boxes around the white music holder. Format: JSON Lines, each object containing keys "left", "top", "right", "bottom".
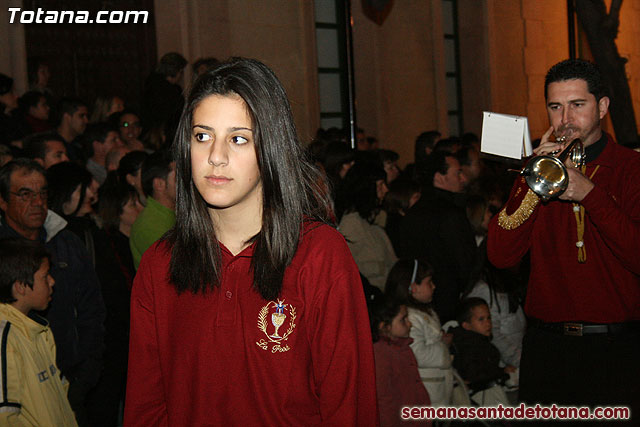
{"left": 481, "top": 111, "right": 533, "bottom": 160}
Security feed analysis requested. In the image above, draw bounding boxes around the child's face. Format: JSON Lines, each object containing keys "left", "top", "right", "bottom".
{"left": 462, "top": 304, "right": 492, "bottom": 337}
{"left": 25, "top": 258, "right": 55, "bottom": 311}
{"left": 383, "top": 305, "right": 412, "bottom": 339}
{"left": 410, "top": 275, "right": 435, "bottom": 303}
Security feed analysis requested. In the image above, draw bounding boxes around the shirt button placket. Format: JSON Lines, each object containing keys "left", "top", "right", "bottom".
{"left": 218, "top": 260, "right": 236, "bottom": 325}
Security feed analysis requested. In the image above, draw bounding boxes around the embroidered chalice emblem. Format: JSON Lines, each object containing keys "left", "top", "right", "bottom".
{"left": 271, "top": 300, "right": 286, "bottom": 338}
{"left": 256, "top": 299, "right": 296, "bottom": 353}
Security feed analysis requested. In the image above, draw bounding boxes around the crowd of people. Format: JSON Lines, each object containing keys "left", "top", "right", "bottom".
{"left": 309, "top": 122, "right": 527, "bottom": 423}
{"left": 0, "top": 55, "right": 637, "bottom": 426}
{"left": 0, "top": 52, "right": 199, "bottom": 426}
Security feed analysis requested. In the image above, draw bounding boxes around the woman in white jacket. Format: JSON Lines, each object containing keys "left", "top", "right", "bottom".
{"left": 385, "top": 259, "right": 455, "bottom": 406}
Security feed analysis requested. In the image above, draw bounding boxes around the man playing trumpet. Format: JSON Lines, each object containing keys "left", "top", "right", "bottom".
{"left": 488, "top": 59, "right": 640, "bottom": 416}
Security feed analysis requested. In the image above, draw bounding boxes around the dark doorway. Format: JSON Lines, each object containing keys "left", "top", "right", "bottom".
{"left": 23, "top": 0, "right": 157, "bottom": 113}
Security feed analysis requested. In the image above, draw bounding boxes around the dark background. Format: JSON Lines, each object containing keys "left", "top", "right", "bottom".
{"left": 23, "top": 0, "right": 157, "bottom": 111}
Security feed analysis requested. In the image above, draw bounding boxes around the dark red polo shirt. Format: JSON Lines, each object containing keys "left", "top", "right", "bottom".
{"left": 124, "top": 222, "right": 378, "bottom": 426}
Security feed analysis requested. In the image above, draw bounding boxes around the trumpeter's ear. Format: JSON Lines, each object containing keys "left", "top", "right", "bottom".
{"left": 598, "top": 96, "right": 610, "bottom": 120}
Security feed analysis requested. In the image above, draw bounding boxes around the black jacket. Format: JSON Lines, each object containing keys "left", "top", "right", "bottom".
{"left": 141, "top": 72, "right": 184, "bottom": 136}
{"left": 395, "top": 188, "right": 478, "bottom": 322}
{"left": 451, "top": 326, "right": 508, "bottom": 392}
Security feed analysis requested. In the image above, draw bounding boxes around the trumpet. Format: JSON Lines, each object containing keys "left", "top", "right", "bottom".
{"left": 520, "top": 137, "right": 585, "bottom": 200}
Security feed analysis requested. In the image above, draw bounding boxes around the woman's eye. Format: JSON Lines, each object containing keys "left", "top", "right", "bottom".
{"left": 232, "top": 135, "right": 249, "bottom": 145}
{"left": 195, "top": 133, "right": 210, "bottom": 142}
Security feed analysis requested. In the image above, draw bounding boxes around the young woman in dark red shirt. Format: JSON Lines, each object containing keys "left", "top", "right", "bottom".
{"left": 124, "top": 58, "right": 377, "bottom": 426}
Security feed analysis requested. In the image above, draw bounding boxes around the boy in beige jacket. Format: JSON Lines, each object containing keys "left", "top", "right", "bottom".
{"left": 0, "top": 238, "right": 77, "bottom": 426}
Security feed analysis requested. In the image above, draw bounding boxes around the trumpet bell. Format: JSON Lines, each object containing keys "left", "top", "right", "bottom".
{"left": 520, "top": 138, "right": 584, "bottom": 201}
{"left": 522, "top": 156, "right": 569, "bottom": 200}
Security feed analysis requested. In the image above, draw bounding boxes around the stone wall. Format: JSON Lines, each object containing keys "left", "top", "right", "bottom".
{"left": 153, "top": 0, "right": 319, "bottom": 143}
{"left": 351, "top": 0, "right": 446, "bottom": 165}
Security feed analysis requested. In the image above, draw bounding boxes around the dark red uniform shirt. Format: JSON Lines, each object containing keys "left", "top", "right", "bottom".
{"left": 488, "top": 134, "right": 640, "bottom": 323}
{"left": 124, "top": 222, "right": 378, "bottom": 426}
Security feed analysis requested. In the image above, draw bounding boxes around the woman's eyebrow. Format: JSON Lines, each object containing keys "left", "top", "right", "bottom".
{"left": 192, "top": 124, "right": 214, "bottom": 131}
{"left": 192, "top": 125, "right": 253, "bottom": 132}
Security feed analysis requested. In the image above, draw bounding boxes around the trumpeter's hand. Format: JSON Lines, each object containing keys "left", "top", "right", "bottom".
{"left": 533, "top": 126, "right": 567, "bottom": 156}
{"left": 558, "top": 167, "right": 594, "bottom": 202}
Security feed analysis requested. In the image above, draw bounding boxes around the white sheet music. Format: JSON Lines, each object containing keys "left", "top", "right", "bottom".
{"left": 481, "top": 111, "right": 533, "bottom": 159}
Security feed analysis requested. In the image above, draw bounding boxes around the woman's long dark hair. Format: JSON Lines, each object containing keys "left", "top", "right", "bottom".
{"left": 46, "top": 161, "right": 92, "bottom": 217}
{"left": 334, "top": 156, "right": 386, "bottom": 223}
{"left": 98, "top": 172, "right": 139, "bottom": 230}
{"left": 167, "top": 58, "right": 332, "bottom": 300}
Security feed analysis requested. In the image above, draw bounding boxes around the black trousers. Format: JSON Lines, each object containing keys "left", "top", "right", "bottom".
{"left": 519, "top": 324, "right": 640, "bottom": 425}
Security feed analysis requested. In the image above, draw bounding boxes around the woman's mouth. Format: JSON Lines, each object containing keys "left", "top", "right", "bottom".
{"left": 205, "top": 175, "right": 232, "bottom": 185}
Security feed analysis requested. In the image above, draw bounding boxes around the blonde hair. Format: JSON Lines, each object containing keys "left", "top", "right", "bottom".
{"left": 91, "top": 95, "right": 122, "bottom": 123}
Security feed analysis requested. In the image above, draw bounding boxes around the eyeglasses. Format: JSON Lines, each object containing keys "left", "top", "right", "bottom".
{"left": 121, "top": 121, "right": 141, "bottom": 128}
{"left": 10, "top": 189, "right": 48, "bottom": 202}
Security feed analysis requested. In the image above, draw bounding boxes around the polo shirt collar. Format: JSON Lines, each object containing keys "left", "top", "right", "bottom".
{"left": 219, "top": 240, "right": 256, "bottom": 261}
{"left": 585, "top": 132, "right": 608, "bottom": 164}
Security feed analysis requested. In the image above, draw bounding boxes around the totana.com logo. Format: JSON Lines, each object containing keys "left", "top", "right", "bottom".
{"left": 8, "top": 7, "right": 149, "bottom": 24}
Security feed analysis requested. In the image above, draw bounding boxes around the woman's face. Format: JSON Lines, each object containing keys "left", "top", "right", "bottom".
{"left": 62, "top": 184, "right": 82, "bottom": 216}
{"left": 29, "top": 96, "right": 49, "bottom": 120}
{"left": 190, "top": 94, "right": 262, "bottom": 217}
{"left": 63, "top": 180, "right": 98, "bottom": 217}
{"left": 120, "top": 195, "right": 144, "bottom": 228}
{"left": 119, "top": 113, "right": 142, "bottom": 143}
